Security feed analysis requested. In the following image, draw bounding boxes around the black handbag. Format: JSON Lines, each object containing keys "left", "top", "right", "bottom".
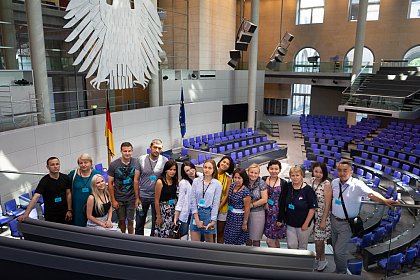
{"left": 339, "top": 184, "right": 364, "bottom": 237}
{"left": 172, "top": 221, "right": 181, "bottom": 239}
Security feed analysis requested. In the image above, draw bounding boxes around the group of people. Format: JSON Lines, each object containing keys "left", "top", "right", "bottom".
{"left": 18, "top": 138, "right": 399, "bottom": 274}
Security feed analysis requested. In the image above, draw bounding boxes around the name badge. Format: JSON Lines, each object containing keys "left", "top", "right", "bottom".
{"left": 123, "top": 178, "right": 131, "bottom": 185}
{"left": 335, "top": 199, "right": 342, "bottom": 205}
{"left": 82, "top": 187, "right": 89, "bottom": 193}
{"left": 150, "top": 175, "right": 157, "bottom": 181}
{"left": 192, "top": 219, "right": 196, "bottom": 225}
{"left": 228, "top": 205, "right": 233, "bottom": 211}
{"left": 168, "top": 199, "right": 176, "bottom": 205}
{"left": 288, "top": 203, "right": 295, "bottom": 210}
{"left": 198, "top": 199, "right": 205, "bottom": 206}
{"left": 54, "top": 197, "right": 62, "bottom": 203}
{"left": 267, "top": 199, "right": 274, "bottom": 206}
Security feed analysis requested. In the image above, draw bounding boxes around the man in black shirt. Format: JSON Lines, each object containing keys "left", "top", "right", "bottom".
{"left": 18, "top": 157, "right": 72, "bottom": 223}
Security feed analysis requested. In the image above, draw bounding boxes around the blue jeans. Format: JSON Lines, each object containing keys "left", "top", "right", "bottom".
{"left": 179, "top": 214, "right": 191, "bottom": 238}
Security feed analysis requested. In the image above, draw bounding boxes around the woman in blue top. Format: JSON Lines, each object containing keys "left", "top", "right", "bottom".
{"left": 224, "top": 168, "right": 251, "bottom": 245}
{"left": 278, "top": 166, "right": 318, "bottom": 250}
{"left": 190, "top": 159, "right": 222, "bottom": 243}
{"left": 68, "top": 153, "right": 101, "bottom": 227}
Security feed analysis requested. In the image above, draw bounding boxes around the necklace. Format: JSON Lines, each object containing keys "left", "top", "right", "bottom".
{"left": 268, "top": 176, "right": 279, "bottom": 188}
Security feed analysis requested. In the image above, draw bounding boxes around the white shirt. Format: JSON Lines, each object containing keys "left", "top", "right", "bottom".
{"left": 331, "top": 177, "right": 371, "bottom": 219}
{"left": 175, "top": 179, "right": 192, "bottom": 223}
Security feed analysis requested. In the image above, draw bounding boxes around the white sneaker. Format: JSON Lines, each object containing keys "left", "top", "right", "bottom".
{"left": 317, "top": 260, "right": 328, "bottom": 271}
{"left": 314, "top": 259, "right": 319, "bottom": 270}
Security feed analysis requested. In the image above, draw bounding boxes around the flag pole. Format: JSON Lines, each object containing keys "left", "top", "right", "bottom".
{"left": 106, "top": 91, "right": 112, "bottom": 167}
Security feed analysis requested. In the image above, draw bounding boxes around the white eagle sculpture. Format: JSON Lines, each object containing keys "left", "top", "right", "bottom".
{"left": 64, "top": 0, "right": 163, "bottom": 89}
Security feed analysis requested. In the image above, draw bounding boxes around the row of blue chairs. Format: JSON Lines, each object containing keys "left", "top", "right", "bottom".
{"left": 183, "top": 129, "right": 256, "bottom": 148}
{"left": 376, "top": 241, "right": 420, "bottom": 275}
{"left": 356, "top": 143, "right": 419, "bottom": 163}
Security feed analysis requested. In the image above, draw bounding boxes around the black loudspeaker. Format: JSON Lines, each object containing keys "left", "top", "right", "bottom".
{"left": 230, "top": 50, "right": 241, "bottom": 59}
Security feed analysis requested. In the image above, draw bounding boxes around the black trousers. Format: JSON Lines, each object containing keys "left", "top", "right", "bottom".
{"left": 135, "top": 197, "right": 156, "bottom": 236}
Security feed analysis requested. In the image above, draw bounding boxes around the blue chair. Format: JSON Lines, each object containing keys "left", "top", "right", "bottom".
{"left": 255, "top": 137, "right": 261, "bottom": 143}
{"left": 219, "top": 146, "right": 225, "bottom": 153}
{"left": 244, "top": 150, "right": 250, "bottom": 157}
{"left": 401, "top": 248, "right": 417, "bottom": 267}
{"left": 303, "top": 160, "right": 312, "bottom": 172}
{"left": 251, "top": 147, "right": 257, "bottom": 154}
{"left": 383, "top": 166, "right": 392, "bottom": 175}
{"left": 352, "top": 232, "right": 373, "bottom": 251}
{"left": 356, "top": 168, "right": 364, "bottom": 177}
{"left": 377, "top": 253, "right": 403, "bottom": 275}
{"left": 4, "top": 199, "right": 25, "bottom": 217}
{"left": 364, "top": 160, "right": 373, "bottom": 167}
{"left": 0, "top": 208, "right": 13, "bottom": 233}
{"left": 198, "top": 154, "right": 204, "bottom": 164}
{"left": 361, "top": 152, "right": 369, "bottom": 159}
{"left": 331, "top": 146, "right": 339, "bottom": 153}
{"left": 8, "top": 218, "right": 23, "bottom": 239}
{"left": 371, "top": 227, "right": 385, "bottom": 244}
{"left": 226, "top": 144, "right": 233, "bottom": 150}
{"left": 237, "top": 151, "right": 243, "bottom": 159}
{"left": 193, "top": 143, "right": 200, "bottom": 150}
{"left": 258, "top": 146, "right": 264, "bottom": 153}
{"left": 373, "top": 163, "right": 382, "bottom": 171}
{"left": 241, "top": 140, "right": 247, "bottom": 147}
{"left": 393, "top": 171, "right": 402, "bottom": 180}
{"left": 181, "top": 148, "right": 188, "bottom": 156}
{"left": 234, "top": 142, "right": 239, "bottom": 149}
{"left": 412, "top": 167, "right": 419, "bottom": 176}
{"left": 205, "top": 154, "right": 211, "bottom": 160}
{"left": 401, "top": 164, "right": 410, "bottom": 172}
{"left": 347, "top": 260, "right": 363, "bottom": 275}
{"left": 248, "top": 139, "right": 254, "bottom": 145}
{"left": 367, "top": 146, "right": 375, "bottom": 153}
{"left": 354, "top": 157, "right": 362, "bottom": 164}
{"left": 397, "top": 153, "right": 407, "bottom": 160}
{"left": 380, "top": 157, "right": 389, "bottom": 165}
{"left": 384, "top": 186, "right": 394, "bottom": 199}
{"left": 316, "top": 156, "right": 325, "bottom": 163}
{"left": 388, "top": 150, "right": 396, "bottom": 157}
{"left": 365, "top": 172, "right": 373, "bottom": 181}
{"left": 191, "top": 159, "right": 197, "bottom": 165}
{"left": 396, "top": 174, "right": 410, "bottom": 187}
{"left": 377, "top": 148, "right": 385, "bottom": 155}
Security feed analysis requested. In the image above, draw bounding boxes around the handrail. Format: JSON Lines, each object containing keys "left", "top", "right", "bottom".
{"left": 361, "top": 200, "right": 420, "bottom": 210}
{"left": 0, "top": 170, "right": 45, "bottom": 176}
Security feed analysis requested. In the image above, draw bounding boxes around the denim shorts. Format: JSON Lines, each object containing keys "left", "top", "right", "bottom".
{"left": 116, "top": 200, "right": 135, "bottom": 221}
{"left": 190, "top": 207, "right": 215, "bottom": 234}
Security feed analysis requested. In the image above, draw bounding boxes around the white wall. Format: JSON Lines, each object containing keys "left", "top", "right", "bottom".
{"left": 0, "top": 101, "right": 222, "bottom": 201}
{"left": 161, "top": 70, "right": 265, "bottom": 130}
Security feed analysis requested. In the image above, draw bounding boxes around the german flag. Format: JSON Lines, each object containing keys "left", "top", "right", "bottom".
{"left": 105, "top": 98, "right": 115, "bottom": 158}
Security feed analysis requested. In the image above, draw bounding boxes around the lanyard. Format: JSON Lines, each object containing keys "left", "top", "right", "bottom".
{"left": 147, "top": 156, "right": 157, "bottom": 175}
{"left": 202, "top": 179, "right": 211, "bottom": 199}
{"left": 80, "top": 172, "right": 93, "bottom": 187}
{"left": 291, "top": 183, "right": 303, "bottom": 202}
{"left": 268, "top": 176, "right": 279, "bottom": 188}
{"left": 312, "top": 179, "right": 321, "bottom": 193}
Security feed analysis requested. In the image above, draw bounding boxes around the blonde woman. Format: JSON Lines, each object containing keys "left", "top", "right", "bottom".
{"left": 278, "top": 166, "right": 317, "bottom": 250}
{"left": 86, "top": 174, "right": 115, "bottom": 230}
{"left": 246, "top": 163, "right": 268, "bottom": 247}
{"left": 68, "top": 153, "right": 101, "bottom": 226}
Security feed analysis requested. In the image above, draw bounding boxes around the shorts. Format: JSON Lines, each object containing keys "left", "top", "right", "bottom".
{"left": 116, "top": 200, "right": 135, "bottom": 222}
{"left": 217, "top": 212, "right": 227, "bottom": 222}
{"left": 190, "top": 207, "right": 216, "bottom": 235}
{"left": 179, "top": 214, "right": 191, "bottom": 238}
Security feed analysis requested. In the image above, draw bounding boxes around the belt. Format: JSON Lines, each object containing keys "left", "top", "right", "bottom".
{"left": 333, "top": 215, "right": 348, "bottom": 222}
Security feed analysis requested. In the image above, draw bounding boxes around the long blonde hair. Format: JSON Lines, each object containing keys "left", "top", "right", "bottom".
{"left": 90, "top": 174, "right": 110, "bottom": 216}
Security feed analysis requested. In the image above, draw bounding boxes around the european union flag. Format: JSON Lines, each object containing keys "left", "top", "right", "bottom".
{"left": 179, "top": 86, "right": 186, "bottom": 138}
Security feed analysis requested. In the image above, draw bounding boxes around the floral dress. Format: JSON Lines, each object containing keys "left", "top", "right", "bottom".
{"left": 311, "top": 178, "right": 331, "bottom": 241}
{"left": 264, "top": 177, "right": 286, "bottom": 239}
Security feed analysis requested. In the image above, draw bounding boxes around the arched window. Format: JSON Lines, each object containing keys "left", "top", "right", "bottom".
{"left": 344, "top": 47, "right": 374, "bottom": 73}
{"left": 294, "top": 47, "right": 320, "bottom": 72}
{"left": 291, "top": 47, "right": 319, "bottom": 115}
{"left": 403, "top": 45, "right": 420, "bottom": 66}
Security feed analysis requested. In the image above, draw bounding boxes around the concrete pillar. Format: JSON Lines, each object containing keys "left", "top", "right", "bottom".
{"left": 0, "top": 0, "right": 18, "bottom": 69}
{"left": 25, "top": 0, "right": 51, "bottom": 123}
{"left": 149, "top": 0, "right": 160, "bottom": 107}
{"left": 247, "top": 0, "right": 259, "bottom": 130}
{"left": 351, "top": 0, "right": 368, "bottom": 82}
{"left": 348, "top": 0, "right": 367, "bottom": 126}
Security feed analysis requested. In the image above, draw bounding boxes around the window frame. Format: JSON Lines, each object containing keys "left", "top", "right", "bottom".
{"left": 348, "top": 0, "right": 381, "bottom": 22}
{"left": 296, "top": 0, "right": 325, "bottom": 25}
